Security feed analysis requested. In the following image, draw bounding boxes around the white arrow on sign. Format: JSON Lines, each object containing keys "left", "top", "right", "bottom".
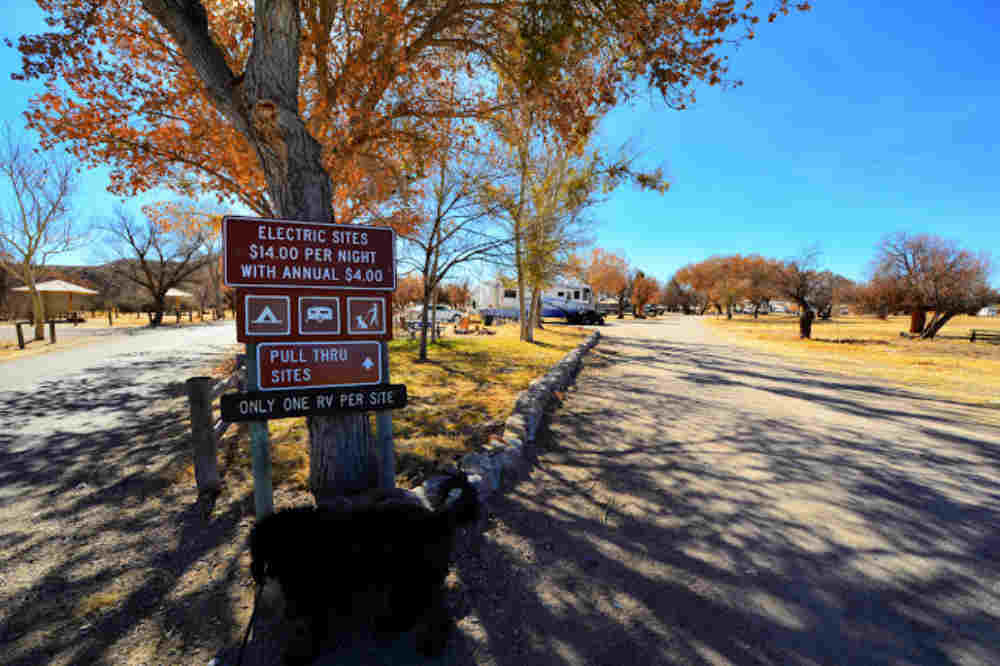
{"left": 362, "top": 356, "right": 374, "bottom": 370}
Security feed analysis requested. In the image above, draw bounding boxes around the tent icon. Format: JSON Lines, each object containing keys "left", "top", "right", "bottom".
{"left": 253, "top": 306, "right": 282, "bottom": 325}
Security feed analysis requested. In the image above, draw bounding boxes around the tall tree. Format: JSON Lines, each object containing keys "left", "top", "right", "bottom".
{"left": 397, "top": 123, "right": 506, "bottom": 358}
{"left": 519, "top": 143, "right": 630, "bottom": 334}
{"left": 103, "top": 207, "right": 212, "bottom": 326}
{"left": 145, "top": 200, "right": 226, "bottom": 316}
{"left": 773, "top": 248, "right": 825, "bottom": 339}
{"left": 871, "top": 232, "right": 995, "bottom": 339}
{"left": 0, "top": 124, "right": 81, "bottom": 339}
{"left": 13, "top": 0, "right": 809, "bottom": 499}
{"left": 674, "top": 261, "right": 716, "bottom": 315}
{"left": 661, "top": 276, "right": 695, "bottom": 313}
{"left": 741, "top": 254, "right": 776, "bottom": 318}
{"left": 631, "top": 271, "right": 659, "bottom": 316}
{"left": 586, "top": 248, "right": 629, "bottom": 318}
{"left": 13, "top": 1, "right": 807, "bottom": 224}
{"left": 703, "top": 255, "right": 745, "bottom": 319}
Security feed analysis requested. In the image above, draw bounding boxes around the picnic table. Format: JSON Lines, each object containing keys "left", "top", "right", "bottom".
{"left": 402, "top": 319, "right": 444, "bottom": 340}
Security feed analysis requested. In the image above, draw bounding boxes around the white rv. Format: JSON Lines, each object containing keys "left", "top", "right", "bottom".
{"left": 473, "top": 280, "right": 597, "bottom": 320}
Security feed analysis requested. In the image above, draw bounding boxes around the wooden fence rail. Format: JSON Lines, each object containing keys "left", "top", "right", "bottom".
{"left": 187, "top": 355, "right": 246, "bottom": 501}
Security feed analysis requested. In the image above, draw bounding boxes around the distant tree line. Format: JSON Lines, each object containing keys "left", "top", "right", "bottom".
{"left": 663, "top": 235, "right": 996, "bottom": 339}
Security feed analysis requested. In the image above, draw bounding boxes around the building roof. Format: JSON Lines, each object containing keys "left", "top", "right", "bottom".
{"left": 11, "top": 279, "right": 98, "bottom": 294}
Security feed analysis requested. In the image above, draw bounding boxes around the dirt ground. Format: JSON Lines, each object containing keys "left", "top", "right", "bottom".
{"left": 300, "top": 315, "right": 1000, "bottom": 665}
{"left": 3, "top": 315, "right": 998, "bottom": 665}
{"left": 451, "top": 315, "right": 1000, "bottom": 665}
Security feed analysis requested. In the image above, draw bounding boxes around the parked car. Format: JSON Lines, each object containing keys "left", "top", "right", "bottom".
{"left": 404, "top": 303, "right": 463, "bottom": 322}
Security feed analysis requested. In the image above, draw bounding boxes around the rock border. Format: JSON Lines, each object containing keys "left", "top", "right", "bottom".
{"left": 412, "top": 329, "right": 601, "bottom": 507}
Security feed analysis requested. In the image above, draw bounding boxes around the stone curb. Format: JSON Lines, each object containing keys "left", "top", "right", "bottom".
{"left": 413, "top": 329, "right": 601, "bottom": 505}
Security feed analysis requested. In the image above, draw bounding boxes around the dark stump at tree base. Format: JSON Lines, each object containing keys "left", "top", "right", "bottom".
{"left": 799, "top": 310, "right": 815, "bottom": 339}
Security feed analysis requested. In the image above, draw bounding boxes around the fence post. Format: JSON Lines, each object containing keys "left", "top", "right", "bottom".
{"left": 15, "top": 322, "right": 24, "bottom": 350}
{"left": 186, "top": 377, "right": 221, "bottom": 500}
{"left": 48, "top": 321, "right": 56, "bottom": 344}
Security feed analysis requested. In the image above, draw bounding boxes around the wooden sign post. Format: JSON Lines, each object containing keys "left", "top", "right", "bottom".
{"left": 244, "top": 345, "right": 274, "bottom": 518}
{"left": 222, "top": 216, "right": 401, "bottom": 517}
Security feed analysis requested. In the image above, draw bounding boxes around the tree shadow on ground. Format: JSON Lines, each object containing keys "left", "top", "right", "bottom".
{"left": 448, "top": 335, "right": 1000, "bottom": 665}
{"left": 0, "top": 350, "right": 267, "bottom": 665}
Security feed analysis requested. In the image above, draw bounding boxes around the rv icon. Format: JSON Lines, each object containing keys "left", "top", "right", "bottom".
{"left": 307, "top": 305, "right": 334, "bottom": 322}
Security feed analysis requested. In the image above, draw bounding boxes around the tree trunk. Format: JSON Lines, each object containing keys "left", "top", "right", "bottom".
{"left": 515, "top": 242, "right": 530, "bottom": 341}
{"left": 726, "top": 304, "right": 732, "bottom": 320}
{"left": 799, "top": 308, "right": 815, "bottom": 339}
{"left": 532, "top": 289, "right": 544, "bottom": 329}
{"left": 30, "top": 286, "right": 45, "bottom": 340}
{"left": 141, "top": 0, "right": 375, "bottom": 504}
{"left": 753, "top": 304, "right": 759, "bottom": 319}
{"left": 429, "top": 240, "right": 441, "bottom": 344}
{"left": 521, "top": 282, "right": 533, "bottom": 342}
{"left": 920, "top": 311, "right": 955, "bottom": 339}
{"left": 909, "top": 309, "right": 926, "bottom": 334}
{"left": 431, "top": 294, "right": 439, "bottom": 343}
{"left": 617, "top": 296, "right": 625, "bottom": 318}
{"left": 417, "top": 287, "right": 431, "bottom": 361}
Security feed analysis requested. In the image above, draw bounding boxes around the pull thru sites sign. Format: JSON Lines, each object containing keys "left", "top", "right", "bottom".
{"left": 257, "top": 341, "right": 382, "bottom": 391}
{"left": 223, "top": 216, "right": 396, "bottom": 290}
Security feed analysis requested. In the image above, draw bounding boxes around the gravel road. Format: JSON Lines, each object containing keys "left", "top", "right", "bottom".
{"left": 0, "top": 321, "right": 247, "bottom": 665}
{"left": 2, "top": 321, "right": 238, "bottom": 471}
{"left": 440, "top": 315, "right": 1000, "bottom": 666}
{"left": 3, "top": 315, "right": 999, "bottom": 666}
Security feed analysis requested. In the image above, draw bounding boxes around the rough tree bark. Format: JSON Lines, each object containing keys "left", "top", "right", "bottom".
{"left": 798, "top": 305, "right": 815, "bottom": 339}
{"left": 910, "top": 308, "right": 927, "bottom": 335}
{"left": 921, "top": 311, "right": 958, "bottom": 340}
{"left": 141, "top": 0, "right": 376, "bottom": 504}
{"left": 26, "top": 273, "right": 46, "bottom": 339}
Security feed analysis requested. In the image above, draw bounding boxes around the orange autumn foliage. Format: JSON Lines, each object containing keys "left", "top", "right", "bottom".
{"left": 586, "top": 248, "right": 629, "bottom": 299}
{"left": 11, "top": 1, "right": 809, "bottom": 229}
{"left": 631, "top": 272, "right": 660, "bottom": 312}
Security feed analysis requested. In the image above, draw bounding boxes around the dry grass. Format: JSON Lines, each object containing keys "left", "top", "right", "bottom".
{"left": 213, "top": 320, "right": 589, "bottom": 491}
{"left": 703, "top": 313, "right": 1000, "bottom": 412}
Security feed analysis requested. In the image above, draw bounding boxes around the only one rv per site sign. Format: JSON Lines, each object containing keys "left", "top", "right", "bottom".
{"left": 223, "top": 216, "right": 396, "bottom": 290}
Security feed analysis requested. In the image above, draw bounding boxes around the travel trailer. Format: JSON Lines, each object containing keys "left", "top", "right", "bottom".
{"left": 473, "top": 280, "right": 603, "bottom": 324}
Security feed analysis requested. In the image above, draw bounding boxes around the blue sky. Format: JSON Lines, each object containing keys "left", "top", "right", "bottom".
{"left": 2, "top": 0, "right": 998, "bottom": 284}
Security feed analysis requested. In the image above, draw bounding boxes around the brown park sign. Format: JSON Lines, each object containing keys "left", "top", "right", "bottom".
{"left": 223, "top": 216, "right": 395, "bottom": 290}
{"left": 256, "top": 341, "right": 382, "bottom": 391}
{"left": 236, "top": 289, "right": 392, "bottom": 342}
